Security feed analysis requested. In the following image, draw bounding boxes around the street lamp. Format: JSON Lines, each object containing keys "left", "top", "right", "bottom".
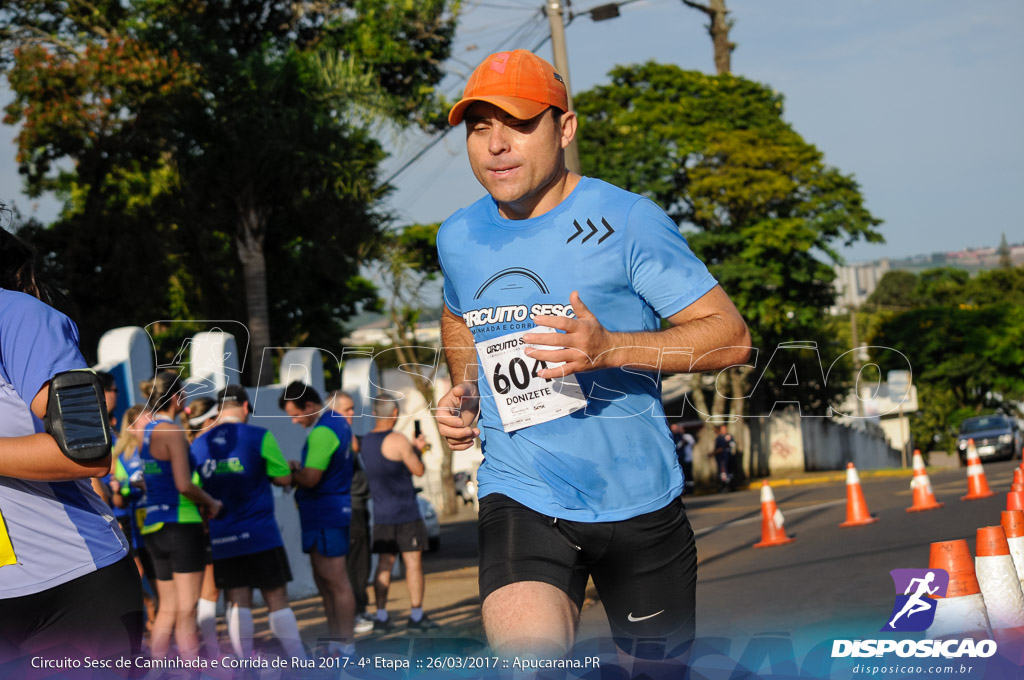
{"left": 589, "top": 3, "right": 621, "bottom": 21}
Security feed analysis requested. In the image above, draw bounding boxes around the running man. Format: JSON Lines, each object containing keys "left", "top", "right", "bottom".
{"left": 888, "top": 572, "right": 939, "bottom": 628}
{"left": 191, "top": 385, "right": 307, "bottom": 660}
{"left": 435, "top": 49, "right": 750, "bottom": 658}
{"left": 280, "top": 381, "right": 356, "bottom": 657}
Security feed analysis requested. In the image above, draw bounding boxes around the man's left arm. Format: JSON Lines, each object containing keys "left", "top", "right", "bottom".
{"left": 292, "top": 427, "right": 340, "bottom": 489}
{"left": 525, "top": 286, "right": 751, "bottom": 378}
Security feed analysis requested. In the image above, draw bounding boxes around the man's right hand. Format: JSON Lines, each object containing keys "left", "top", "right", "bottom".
{"left": 436, "top": 382, "right": 481, "bottom": 451}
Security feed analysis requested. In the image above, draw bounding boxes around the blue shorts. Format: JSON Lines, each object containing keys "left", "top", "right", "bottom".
{"left": 302, "top": 527, "right": 350, "bottom": 557}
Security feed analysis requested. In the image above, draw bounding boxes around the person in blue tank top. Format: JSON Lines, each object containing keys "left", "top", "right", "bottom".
{"left": 435, "top": 50, "right": 751, "bottom": 659}
{"left": 280, "top": 381, "right": 356, "bottom": 658}
{"left": 0, "top": 226, "right": 142, "bottom": 665}
{"left": 191, "top": 385, "right": 308, "bottom": 661}
{"left": 108, "top": 405, "right": 159, "bottom": 629}
{"left": 361, "top": 398, "right": 439, "bottom": 633}
{"left": 139, "top": 371, "right": 222, "bottom": 660}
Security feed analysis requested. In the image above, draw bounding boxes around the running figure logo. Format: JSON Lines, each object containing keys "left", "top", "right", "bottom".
{"left": 882, "top": 569, "right": 949, "bottom": 631}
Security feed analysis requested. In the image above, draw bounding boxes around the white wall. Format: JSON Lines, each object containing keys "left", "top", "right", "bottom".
{"left": 94, "top": 328, "right": 482, "bottom": 598}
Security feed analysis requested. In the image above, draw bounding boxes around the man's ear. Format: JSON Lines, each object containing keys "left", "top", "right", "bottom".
{"left": 559, "top": 110, "right": 578, "bottom": 149}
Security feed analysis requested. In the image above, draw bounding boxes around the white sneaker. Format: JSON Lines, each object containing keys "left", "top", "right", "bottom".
{"left": 354, "top": 613, "right": 374, "bottom": 634}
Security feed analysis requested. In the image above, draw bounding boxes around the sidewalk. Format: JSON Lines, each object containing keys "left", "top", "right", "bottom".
{"left": 243, "top": 458, "right": 951, "bottom": 652}
{"left": 242, "top": 503, "right": 488, "bottom": 652}
{"left": 721, "top": 451, "right": 960, "bottom": 494}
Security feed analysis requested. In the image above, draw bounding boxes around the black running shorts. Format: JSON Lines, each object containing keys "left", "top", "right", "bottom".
{"left": 213, "top": 546, "right": 292, "bottom": 591}
{"left": 372, "top": 519, "right": 429, "bottom": 554}
{"left": 0, "top": 556, "right": 143, "bottom": 663}
{"left": 143, "top": 522, "right": 207, "bottom": 580}
{"left": 478, "top": 493, "right": 697, "bottom": 655}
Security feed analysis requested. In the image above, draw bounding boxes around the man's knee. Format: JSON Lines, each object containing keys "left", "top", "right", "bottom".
{"left": 375, "top": 554, "right": 396, "bottom": 575}
{"left": 401, "top": 550, "right": 423, "bottom": 572}
{"left": 482, "top": 581, "right": 578, "bottom": 657}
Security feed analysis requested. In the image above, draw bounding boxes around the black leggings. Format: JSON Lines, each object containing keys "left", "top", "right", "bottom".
{"left": 0, "top": 556, "right": 144, "bottom": 664}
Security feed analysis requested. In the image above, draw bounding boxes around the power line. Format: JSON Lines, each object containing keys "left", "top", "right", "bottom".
{"left": 380, "top": 11, "right": 546, "bottom": 188}
{"left": 469, "top": 1, "right": 539, "bottom": 9}
{"left": 381, "top": 127, "right": 459, "bottom": 188}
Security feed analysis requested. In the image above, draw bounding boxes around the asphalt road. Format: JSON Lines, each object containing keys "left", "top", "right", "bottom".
{"left": 577, "top": 458, "right": 1021, "bottom": 644}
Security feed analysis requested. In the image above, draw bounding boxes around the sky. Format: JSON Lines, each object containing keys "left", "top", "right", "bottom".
{"left": 3, "top": 0, "right": 1023, "bottom": 264}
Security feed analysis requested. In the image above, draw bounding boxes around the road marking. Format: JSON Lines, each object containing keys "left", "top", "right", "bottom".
{"left": 693, "top": 499, "right": 846, "bottom": 537}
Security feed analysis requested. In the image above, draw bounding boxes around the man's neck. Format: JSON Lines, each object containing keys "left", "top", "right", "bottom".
{"left": 220, "top": 405, "right": 246, "bottom": 421}
{"left": 498, "top": 170, "right": 580, "bottom": 220}
{"left": 370, "top": 420, "right": 394, "bottom": 433}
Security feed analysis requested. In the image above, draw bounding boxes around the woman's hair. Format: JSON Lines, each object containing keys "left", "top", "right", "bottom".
{"left": 184, "top": 397, "right": 217, "bottom": 438}
{"left": 143, "top": 370, "right": 184, "bottom": 414}
{"left": 0, "top": 224, "right": 74, "bottom": 316}
{"left": 112, "top": 405, "right": 145, "bottom": 457}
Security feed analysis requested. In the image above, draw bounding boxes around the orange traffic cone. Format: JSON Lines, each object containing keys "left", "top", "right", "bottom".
{"left": 925, "top": 539, "right": 990, "bottom": 638}
{"left": 753, "top": 481, "right": 795, "bottom": 548}
{"left": 839, "top": 462, "right": 878, "bottom": 527}
{"left": 1002, "top": 511, "right": 1024, "bottom": 592}
{"left": 1013, "top": 469, "right": 1024, "bottom": 493}
{"left": 975, "top": 526, "right": 1024, "bottom": 631}
{"left": 1010, "top": 492, "right": 1024, "bottom": 512}
{"left": 961, "top": 439, "right": 995, "bottom": 501}
{"left": 907, "top": 450, "right": 943, "bottom": 512}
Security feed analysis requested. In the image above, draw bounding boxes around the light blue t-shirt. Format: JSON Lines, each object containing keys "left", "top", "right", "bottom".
{"left": 438, "top": 177, "right": 718, "bottom": 522}
{"left": 0, "top": 289, "right": 128, "bottom": 598}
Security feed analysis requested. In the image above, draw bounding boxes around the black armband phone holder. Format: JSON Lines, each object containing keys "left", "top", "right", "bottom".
{"left": 43, "top": 370, "right": 112, "bottom": 462}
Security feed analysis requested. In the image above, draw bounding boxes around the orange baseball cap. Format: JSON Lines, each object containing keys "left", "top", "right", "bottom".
{"left": 448, "top": 50, "right": 568, "bottom": 126}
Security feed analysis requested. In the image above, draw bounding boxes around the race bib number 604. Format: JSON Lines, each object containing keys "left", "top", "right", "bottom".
{"left": 476, "top": 327, "right": 587, "bottom": 433}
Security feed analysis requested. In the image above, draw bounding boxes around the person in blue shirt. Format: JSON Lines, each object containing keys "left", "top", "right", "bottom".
{"left": 435, "top": 50, "right": 751, "bottom": 659}
{"left": 108, "top": 404, "right": 159, "bottom": 628}
{"left": 183, "top": 395, "right": 223, "bottom": 650}
{"left": 326, "top": 390, "right": 375, "bottom": 635}
{"left": 192, "top": 385, "right": 308, "bottom": 661}
{"left": 0, "top": 226, "right": 142, "bottom": 664}
{"left": 281, "top": 381, "right": 356, "bottom": 658}
{"left": 139, "top": 371, "right": 222, "bottom": 660}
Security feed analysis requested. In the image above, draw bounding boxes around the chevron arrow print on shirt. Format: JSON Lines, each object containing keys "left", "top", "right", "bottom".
{"left": 566, "top": 218, "right": 615, "bottom": 245}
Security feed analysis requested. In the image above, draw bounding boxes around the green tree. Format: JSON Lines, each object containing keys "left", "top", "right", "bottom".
{"left": 371, "top": 222, "right": 462, "bottom": 514}
{"left": 998, "top": 233, "right": 1012, "bottom": 269}
{"left": 913, "top": 267, "right": 969, "bottom": 307}
{"left": 2, "top": 0, "right": 459, "bottom": 378}
{"left": 866, "top": 270, "right": 918, "bottom": 309}
{"left": 574, "top": 63, "right": 883, "bottom": 424}
{"left": 965, "top": 266, "right": 1024, "bottom": 307}
{"left": 871, "top": 303, "right": 1024, "bottom": 452}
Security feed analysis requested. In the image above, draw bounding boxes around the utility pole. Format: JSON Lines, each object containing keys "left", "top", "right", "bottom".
{"left": 849, "top": 305, "right": 865, "bottom": 418}
{"left": 545, "top": 0, "right": 582, "bottom": 174}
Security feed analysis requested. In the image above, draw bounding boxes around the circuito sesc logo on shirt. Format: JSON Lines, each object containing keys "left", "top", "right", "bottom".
{"left": 881, "top": 568, "right": 949, "bottom": 632}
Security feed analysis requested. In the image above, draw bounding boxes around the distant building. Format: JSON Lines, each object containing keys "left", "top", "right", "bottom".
{"left": 832, "top": 239, "right": 1023, "bottom": 313}
{"left": 832, "top": 258, "right": 891, "bottom": 312}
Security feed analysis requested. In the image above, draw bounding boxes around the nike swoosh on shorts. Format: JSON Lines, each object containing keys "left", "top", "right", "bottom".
{"left": 626, "top": 610, "right": 665, "bottom": 623}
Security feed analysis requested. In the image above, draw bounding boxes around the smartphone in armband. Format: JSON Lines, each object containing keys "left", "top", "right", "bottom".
{"left": 44, "top": 370, "right": 113, "bottom": 462}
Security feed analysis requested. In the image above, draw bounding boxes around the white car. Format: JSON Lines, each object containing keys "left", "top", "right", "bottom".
{"left": 417, "top": 494, "right": 441, "bottom": 553}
